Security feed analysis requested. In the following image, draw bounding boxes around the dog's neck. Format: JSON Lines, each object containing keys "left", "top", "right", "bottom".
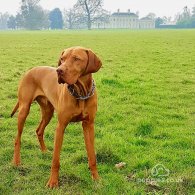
{"left": 69, "top": 74, "right": 94, "bottom": 98}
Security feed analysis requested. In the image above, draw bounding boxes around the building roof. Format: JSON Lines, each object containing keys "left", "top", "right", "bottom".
{"left": 140, "top": 17, "right": 153, "bottom": 20}
{"left": 112, "top": 12, "right": 138, "bottom": 17}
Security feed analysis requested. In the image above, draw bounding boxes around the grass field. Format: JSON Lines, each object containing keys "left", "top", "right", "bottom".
{"left": 0, "top": 29, "right": 195, "bottom": 194}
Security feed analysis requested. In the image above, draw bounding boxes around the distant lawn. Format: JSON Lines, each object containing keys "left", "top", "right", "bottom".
{"left": 0, "top": 29, "right": 195, "bottom": 194}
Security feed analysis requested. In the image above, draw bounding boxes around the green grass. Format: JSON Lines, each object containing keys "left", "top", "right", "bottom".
{"left": 0, "top": 29, "right": 195, "bottom": 194}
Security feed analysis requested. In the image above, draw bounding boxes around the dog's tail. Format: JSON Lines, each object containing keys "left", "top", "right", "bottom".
{"left": 11, "top": 101, "right": 19, "bottom": 117}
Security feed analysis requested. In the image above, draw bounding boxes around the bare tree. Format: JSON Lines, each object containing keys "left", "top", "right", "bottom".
{"left": 174, "top": 12, "right": 181, "bottom": 22}
{"left": 183, "top": 6, "right": 191, "bottom": 19}
{"left": 64, "top": 8, "right": 81, "bottom": 29}
{"left": 162, "top": 16, "right": 172, "bottom": 24}
{"left": 74, "top": 0, "right": 108, "bottom": 29}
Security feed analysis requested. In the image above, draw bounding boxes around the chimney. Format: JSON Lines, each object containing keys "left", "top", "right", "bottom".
{"left": 117, "top": 9, "right": 120, "bottom": 13}
{"left": 128, "top": 9, "right": 130, "bottom": 13}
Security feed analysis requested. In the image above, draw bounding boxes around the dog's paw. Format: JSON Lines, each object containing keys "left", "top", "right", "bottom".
{"left": 46, "top": 177, "right": 59, "bottom": 188}
{"left": 92, "top": 172, "right": 100, "bottom": 180}
{"left": 41, "top": 147, "right": 47, "bottom": 153}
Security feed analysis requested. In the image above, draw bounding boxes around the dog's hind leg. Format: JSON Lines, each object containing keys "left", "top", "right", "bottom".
{"left": 36, "top": 97, "right": 54, "bottom": 152}
{"left": 12, "top": 73, "right": 37, "bottom": 166}
{"left": 13, "top": 102, "right": 31, "bottom": 166}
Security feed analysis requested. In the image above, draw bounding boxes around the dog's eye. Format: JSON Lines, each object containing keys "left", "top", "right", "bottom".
{"left": 74, "top": 56, "right": 80, "bottom": 61}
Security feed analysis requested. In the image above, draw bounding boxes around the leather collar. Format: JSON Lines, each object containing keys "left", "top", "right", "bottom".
{"left": 67, "top": 80, "right": 95, "bottom": 100}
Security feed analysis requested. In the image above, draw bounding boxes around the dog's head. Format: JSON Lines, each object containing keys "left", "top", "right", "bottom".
{"left": 56, "top": 46, "right": 102, "bottom": 85}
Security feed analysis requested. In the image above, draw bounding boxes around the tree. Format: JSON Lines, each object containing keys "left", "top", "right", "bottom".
{"left": 42, "top": 10, "right": 50, "bottom": 29}
{"left": 192, "top": 5, "right": 195, "bottom": 17}
{"left": 15, "top": 13, "right": 24, "bottom": 29}
{"left": 49, "top": 8, "right": 63, "bottom": 29}
{"left": 183, "top": 6, "right": 191, "bottom": 19}
{"left": 176, "top": 6, "right": 191, "bottom": 28}
{"left": 74, "top": 0, "right": 107, "bottom": 29}
{"left": 64, "top": 8, "right": 80, "bottom": 29}
{"left": 162, "top": 16, "right": 172, "bottom": 23}
{"left": 26, "top": 5, "right": 48, "bottom": 29}
{"left": 0, "top": 12, "right": 10, "bottom": 29}
{"left": 20, "top": 0, "right": 40, "bottom": 20}
{"left": 155, "top": 17, "right": 164, "bottom": 28}
{"left": 7, "top": 16, "right": 16, "bottom": 29}
{"left": 20, "top": 0, "right": 49, "bottom": 29}
{"left": 191, "top": 5, "right": 195, "bottom": 27}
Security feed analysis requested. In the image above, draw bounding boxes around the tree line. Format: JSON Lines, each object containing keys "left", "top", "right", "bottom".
{"left": 155, "top": 6, "right": 195, "bottom": 28}
{"left": 0, "top": 0, "right": 195, "bottom": 30}
{"left": 0, "top": 0, "right": 108, "bottom": 30}
{"left": 176, "top": 6, "right": 195, "bottom": 28}
{"left": 1, "top": 0, "right": 63, "bottom": 30}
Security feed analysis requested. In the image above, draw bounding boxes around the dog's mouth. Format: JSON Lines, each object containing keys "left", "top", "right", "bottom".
{"left": 56, "top": 69, "right": 78, "bottom": 85}
{"left": 57, "top": 75, "right": 75, "bottom": 85}
{"left": 57, "top": 76, "right": 65, "bottom": 84}
{"left": 56, "top": 69, "right": 66, "bottom": 84}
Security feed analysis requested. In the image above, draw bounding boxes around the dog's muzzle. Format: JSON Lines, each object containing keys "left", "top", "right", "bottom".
{"left": 56, "top": 69, "right": 65, "bottom": 84}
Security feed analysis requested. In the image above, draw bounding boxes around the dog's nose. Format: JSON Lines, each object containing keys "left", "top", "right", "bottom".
{"left": 56, "top": 69, "right": 63, "bottom": 75}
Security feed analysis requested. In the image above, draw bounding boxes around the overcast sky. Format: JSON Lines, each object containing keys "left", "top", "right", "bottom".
{"left": 0, "top": 0, "right": 194, "bottom": 19}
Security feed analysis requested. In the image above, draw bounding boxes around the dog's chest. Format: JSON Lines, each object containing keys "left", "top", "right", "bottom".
{"left": 71, "top": 112, "right": 89, "bottom": 122}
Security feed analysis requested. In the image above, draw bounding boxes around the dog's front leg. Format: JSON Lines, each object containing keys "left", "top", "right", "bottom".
{"left": 82, "top": 120, "right": 99, "bottom": 180}
{"left": 46, "top": 121, "right": 67, "bottom": 188}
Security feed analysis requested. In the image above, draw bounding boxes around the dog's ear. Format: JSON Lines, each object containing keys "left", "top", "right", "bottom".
{"left": 58, "top": 51, "right": 65, "bottom": 66}
{"left": 84, "top": 49, "right": 102, "bottom": 74}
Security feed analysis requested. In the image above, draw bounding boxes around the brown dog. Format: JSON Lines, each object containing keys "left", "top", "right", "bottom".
{"left": 11, "top": 46, "right": 102, "bottom": 188}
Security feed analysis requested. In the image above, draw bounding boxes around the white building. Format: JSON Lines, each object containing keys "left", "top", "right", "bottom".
{"left": 139, "top": 17, "right": 155, "bottom": 29}
{"left": 92, "top": 10, "right": 155, "bottom": 29}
